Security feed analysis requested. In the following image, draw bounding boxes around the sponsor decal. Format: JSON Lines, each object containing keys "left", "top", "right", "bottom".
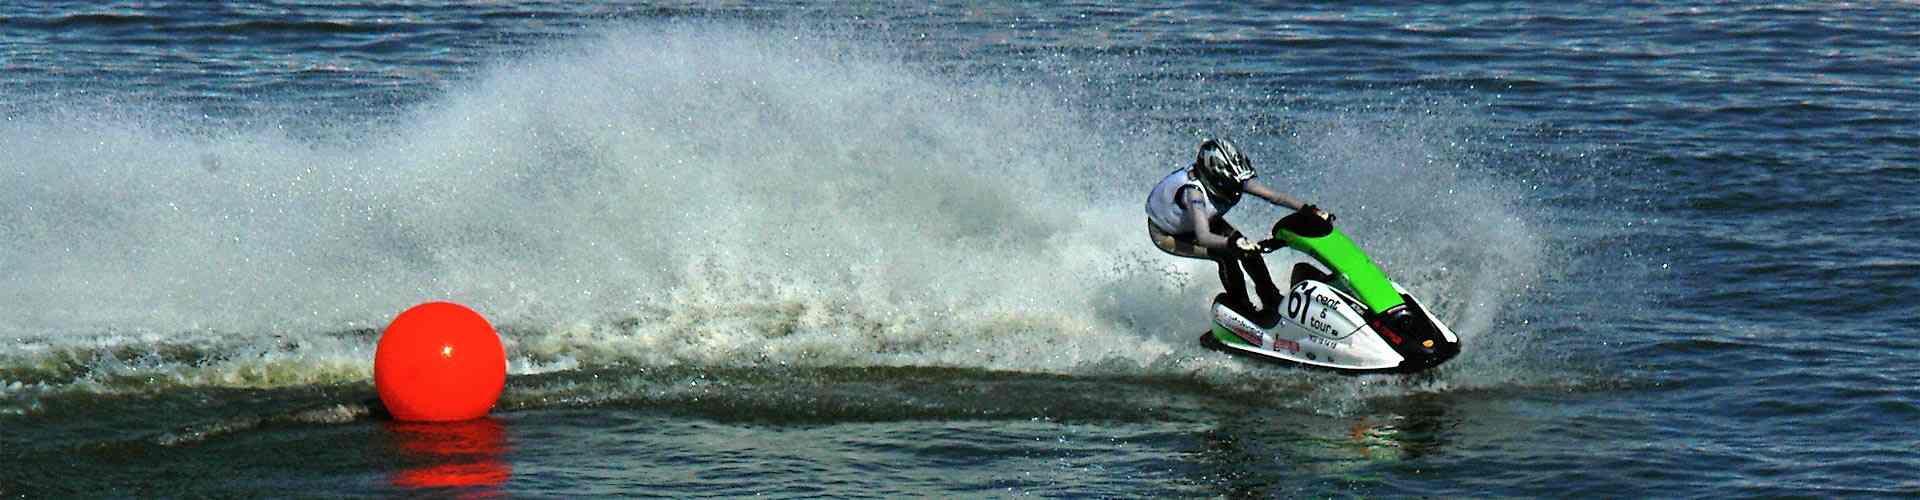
{"left": 1220, "top": 309, "right": 1301, "bottom": 354}
{"left": 1372, "top": 320, "right": 1403, "bottom": 345}
{"left": 1218, "top": 312, "right": 1263, "bottom": 346}
{"left": 1287, "top": 282, "right": 1350, "bottom": 340}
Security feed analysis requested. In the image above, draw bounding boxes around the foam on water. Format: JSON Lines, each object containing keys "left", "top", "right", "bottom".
{"left": 1, "top": 23, "right": 1557, "bottom": 414}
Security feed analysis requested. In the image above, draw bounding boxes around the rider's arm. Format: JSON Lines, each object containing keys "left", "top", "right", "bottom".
{"left": 1242, "top": 178, "right": 1305, "bottom": 211}
{"left": 1183, "top": 187, "right": 1241, "bottom": 251}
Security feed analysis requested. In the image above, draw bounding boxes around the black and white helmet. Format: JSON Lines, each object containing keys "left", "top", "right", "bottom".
{"left": 1194, "top": 138, "right": 1254, "bottom": 200}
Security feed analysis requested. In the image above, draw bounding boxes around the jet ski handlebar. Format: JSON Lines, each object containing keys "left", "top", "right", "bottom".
{"left": 1273, "top": 205, "right": 1337, "bottom": 239}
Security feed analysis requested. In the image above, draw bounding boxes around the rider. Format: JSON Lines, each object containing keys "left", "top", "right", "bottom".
{"left": 1145, "top": 138, "right": 1328, "bottom": 317}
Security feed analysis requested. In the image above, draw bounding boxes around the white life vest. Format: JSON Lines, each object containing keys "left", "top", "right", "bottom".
{"left": 1145, "top": 167, "right": 1235, "bottom": 235}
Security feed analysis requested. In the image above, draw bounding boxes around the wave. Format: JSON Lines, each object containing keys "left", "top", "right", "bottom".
{"left": 0, "top": 22, "right": 1556, "bottom": 414}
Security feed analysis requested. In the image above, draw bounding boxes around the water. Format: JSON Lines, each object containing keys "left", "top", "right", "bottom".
{"left": 4, "top": 1, "right": 1916, "bottom": 497}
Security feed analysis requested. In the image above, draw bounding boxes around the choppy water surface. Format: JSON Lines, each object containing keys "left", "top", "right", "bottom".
{"left": 4, "top": 2, "right": 1917, "bottom": 497}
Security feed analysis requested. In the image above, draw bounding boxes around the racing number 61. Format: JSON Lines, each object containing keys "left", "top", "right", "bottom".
{"left": 1287, "top": 284, "right": 1315, "bottom": 322}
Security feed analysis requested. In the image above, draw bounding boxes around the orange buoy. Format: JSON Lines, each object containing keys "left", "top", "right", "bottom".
{"left": 374, "top": 301, "right": 506, "bottom": 422}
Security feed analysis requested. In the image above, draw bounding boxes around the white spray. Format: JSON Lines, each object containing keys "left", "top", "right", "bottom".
{"left": 0, "top": 24, "right": 1550, "bottom": 412}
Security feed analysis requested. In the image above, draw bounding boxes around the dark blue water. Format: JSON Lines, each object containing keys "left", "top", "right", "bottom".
{"left": 5, "top": 2, "right": 1917, "bottom": 497}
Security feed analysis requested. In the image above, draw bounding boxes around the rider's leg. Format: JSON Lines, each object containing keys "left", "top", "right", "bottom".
{"left": 1240, "top": 253, "right": 1282, "bottom": 314}
{"left": 1215, "top": 255, "right": 1252, "bottom": 311}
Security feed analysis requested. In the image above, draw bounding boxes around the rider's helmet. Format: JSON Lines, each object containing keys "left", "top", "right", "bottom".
{"left": 1194, "top": 138, "right": 1254, "bottom": 201}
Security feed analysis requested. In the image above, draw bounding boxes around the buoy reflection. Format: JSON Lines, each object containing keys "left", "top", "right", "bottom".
{"left": 386, "top": 417, "right": 511, "bottom": 493}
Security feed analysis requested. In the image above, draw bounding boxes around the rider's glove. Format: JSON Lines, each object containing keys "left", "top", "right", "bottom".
{"left": 1233, "top": 236, "right": 1263, "bottom": 255}
{"left": 1301, "top": 204, "right": 1336, "bottom": 224}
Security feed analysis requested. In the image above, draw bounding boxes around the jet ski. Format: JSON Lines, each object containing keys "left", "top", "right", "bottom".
{"left": 1200, "top": 208, "right": 1460, "bottom": 374}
